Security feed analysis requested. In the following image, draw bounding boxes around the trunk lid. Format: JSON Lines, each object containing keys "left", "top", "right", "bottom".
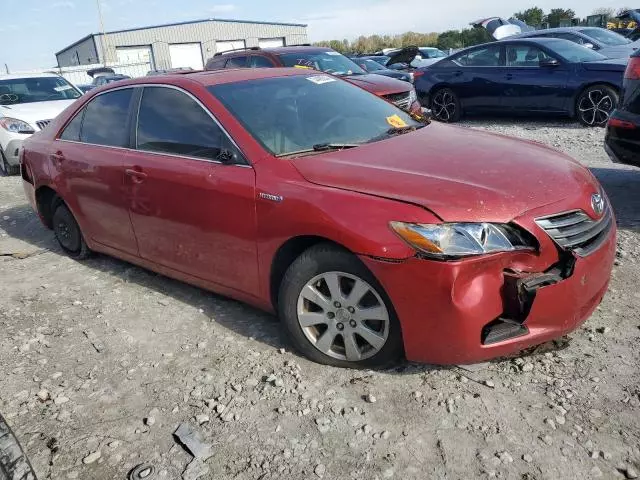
{"left": 290, "top": 123, "right": 598, "bottom": 223}
{"left": 582, "top": 58, "right": 628, "bottom": 71}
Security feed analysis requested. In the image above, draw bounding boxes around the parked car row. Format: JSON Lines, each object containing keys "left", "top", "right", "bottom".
{"left": 19, "top": 66, "right": 617, "bottom": 368}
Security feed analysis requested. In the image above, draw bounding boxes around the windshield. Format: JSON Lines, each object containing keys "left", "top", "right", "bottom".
{"left": 371, "top": 56, "right": 390, "bottom": 66}
{"left": 361, "top": 59, "right": 385, "bottom": 72}
{"left": 277, "top": 51, "right": 366, "bottom": 76}
{"left": 210, "top": 75, "right": 421, "bottom": 157}
{"left": 0, "top": 76, "right": 81, "bottom": 105}
{"left": 419, "top": 48, "right": 447, "bottom": 58}
{"left": 579, "top": 28, "right": 631, "bottom": 46}
{"left": 549, "top": 40, "right": 608, "bottom": 62}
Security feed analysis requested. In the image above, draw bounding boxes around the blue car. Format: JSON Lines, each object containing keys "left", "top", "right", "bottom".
{"left": 415, "top": 38, "right": 626, "bottom": 126}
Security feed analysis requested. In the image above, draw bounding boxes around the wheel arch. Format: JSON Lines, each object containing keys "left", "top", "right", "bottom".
{"left": 571, "top": 82, "right": 620, "bottom": 118}
{"left": 35, "top": 185, "right": 61, "bottom": 229}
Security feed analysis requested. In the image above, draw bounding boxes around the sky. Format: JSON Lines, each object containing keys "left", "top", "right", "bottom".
{"left": 0, "top": 0, "right": 626, "bottom": 70}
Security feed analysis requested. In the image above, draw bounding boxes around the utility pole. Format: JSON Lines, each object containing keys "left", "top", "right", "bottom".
{"left": 96, "top": 0, "right": 108, "bottom": 66}
{"left": 4, "top": 64, "right": 8, "bottom": 74}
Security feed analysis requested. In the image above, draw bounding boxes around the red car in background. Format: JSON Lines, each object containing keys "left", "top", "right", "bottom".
{"left": 20, "top": 68, "right": 615, "bottom": 368}
{"left": 205, "top": 46, "right": 422, "bottom": 114}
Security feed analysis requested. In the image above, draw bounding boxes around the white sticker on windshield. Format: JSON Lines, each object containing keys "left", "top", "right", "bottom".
{"left": 54, "top": 85, "right": 73, "bottom": 92}
{"left": 325, "top": 51, "right": 341, "bottom": 56}
{"left": 307, "top": 75, "right": 336, "bottom": 85}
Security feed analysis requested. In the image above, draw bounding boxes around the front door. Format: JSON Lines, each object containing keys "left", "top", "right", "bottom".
{"left": 54, "top": 88, "right": 139, "bottom": 255}
{"left": 502, "top": 44, "right": 571, "bottom": 112}
{"left": 124, "top": 85, "right": 258, "bottom": 293}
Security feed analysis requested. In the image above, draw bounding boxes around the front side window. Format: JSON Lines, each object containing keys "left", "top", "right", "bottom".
{"left": 0, "top": 76, "right": 82, "bottom": 105}
{"left": 249, "top": 56, "right": 274, "bottom": 68}
{"left": 225, "top": 56, "right": 248, "bottom": 68}
{"left": 506, "top": 45, "right": 553, "bottom": 67}
{"left": 210, "top": 75, "right": 422, "bottom": 157}
{"left": 80, "top": 88, "right": 133, "bottom": 147}
{"left": 136, "top": 86, "right": 228, "bottom": 161}
{"left": 454, "top": 45, "right": 503, "bottom": 67}
{"left": 277, "top": 51, "right": 366, "bottom": 76}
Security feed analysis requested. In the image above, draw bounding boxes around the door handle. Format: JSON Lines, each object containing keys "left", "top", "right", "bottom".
{"left": 125, "top": 168, "right": 147, "bottom": 183}
{"left": 505, "top": 73, "right": 514, "bottom": 80}
{"left": 49, "top": 152, "right": 65, "bottom": 162}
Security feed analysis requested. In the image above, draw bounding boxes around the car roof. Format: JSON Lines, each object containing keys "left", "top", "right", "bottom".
{"left": 107, "top": 67, "right": 324, "bottom": 89}
{"left": 259, "top": 46, "right": 332, "bottom": 55}
{"left": 0, "top": 72, "right": 62, "bottom": 80}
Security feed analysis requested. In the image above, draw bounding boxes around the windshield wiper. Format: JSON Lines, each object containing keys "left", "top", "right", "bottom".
{"left": 366, "top": 124, "right": 426, "bottom": 143}
{"left": 276, "top": 143, "right": 360, "bottom": 158}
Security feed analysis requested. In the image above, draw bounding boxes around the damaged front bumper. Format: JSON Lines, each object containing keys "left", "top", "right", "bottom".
{"left": 360, "top": 220, "right": 617, "bottom": 365}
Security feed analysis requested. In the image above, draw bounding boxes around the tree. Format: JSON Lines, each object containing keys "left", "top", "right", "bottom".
{"left": 436, "top": 30, "right": 463, "bottom": 50}
{"left": 544, "top": 8, "right": 576, "bottom": 27}
{"left": 592, "top": 7, "right": 615, "bottom": 17}
{"left": 513, "top": 7, "right": 545, "bottom": 26}
{"left": 617, "top": 6, "right": 633, "bottom": 16}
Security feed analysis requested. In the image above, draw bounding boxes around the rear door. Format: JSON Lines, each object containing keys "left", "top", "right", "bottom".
{"left": 449, "top": 44, "right": 508, "bottom": 111}
{"left": 123, "top": 85, "right": 258, "bottom": 293}
{"left": 54, "top": 88, "right": 139, "bottom": 255}
{"left": 502, "top": 43, "right": 571, "bottom": 112}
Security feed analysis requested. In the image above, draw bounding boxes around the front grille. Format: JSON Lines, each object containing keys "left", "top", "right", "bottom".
{"left": 535, "top": 203, "right": 613, "bottom": 257}
{"left": 383, "top": 92, "right": 411, "bottom": 110}
{"left": 36, "top": 120, "right": 51, "bottom": 131}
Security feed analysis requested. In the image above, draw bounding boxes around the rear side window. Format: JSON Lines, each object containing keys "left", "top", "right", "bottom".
{"left": 59, "top": 110, "right": 85, "bottom": 141}
{"left": 80, "top": 88, "right": 133, "bottom": 147}
{"left": 136, "top": 86, "right": 226, "bottom": 161}
{"left": 248, "top": 56, "right": 274, "bottom": 68}
{"left": 225, "top": 56, "right": 248, "bottom": 68}
{"left": 455, "top": 45, "right": 503, "bottom": 67}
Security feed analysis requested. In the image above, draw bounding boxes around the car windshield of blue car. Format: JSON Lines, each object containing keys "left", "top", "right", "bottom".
{"left": 579, "top": 28, "right": 632, "bottom": 46}
{"left": 549, "top": 41, "right": 608, "bottom": 62}
{"left": 0, "top": 76, "right": 82, "bottom": 105}
{"left": 362, "top": 59, "right": 385, "bottom": 72}
{"left": 278, "top": 52, "right": 367, "bottom": 76}
{"left": 210, "top": 75, "right": 422, "bottom": 157}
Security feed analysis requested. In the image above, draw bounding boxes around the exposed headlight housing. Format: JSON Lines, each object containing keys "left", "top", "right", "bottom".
{"left": 390, "top": 221, "right": 537, "bottom": 259}
{"left": 0, "top": 117, "right": 35, "bottom": 134}
{"left": 408, "top": 87, "right": 417, "bottom": 105}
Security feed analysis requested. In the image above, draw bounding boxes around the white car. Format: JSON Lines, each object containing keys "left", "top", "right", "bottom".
{"left": 0, "top": 73, "right": 82, "bottom": 175}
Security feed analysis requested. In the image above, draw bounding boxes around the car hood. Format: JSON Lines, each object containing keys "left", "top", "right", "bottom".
{"left": 582, "top": 58, "right": 628, "bottom": 71}
{"left": 598, "top": 44, "right": 638, "bottom": 59}
{"left": 344, "top": 73, "right": 411, "bottom": 95}
{"left": 0, "top": 100, "right": 77, "bottom": 129}
{"left": 290, "top": 123, "right": 598, "bottom": 223}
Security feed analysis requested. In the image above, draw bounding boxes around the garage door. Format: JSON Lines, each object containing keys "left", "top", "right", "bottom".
{"left": 169, "top": 43, "right": 204, "bottom": 70}
{"left": 116, "top": 46, "right": 153, "bottom": 64}
{"left": 258, "top": 37, "right": 285, "bottom": 48}
{"left": 216, "top": 40, "right": 246, "bottom": 54}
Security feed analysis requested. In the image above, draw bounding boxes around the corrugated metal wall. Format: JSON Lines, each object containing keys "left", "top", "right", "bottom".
{"left": 58, "top": 19, "right": 307, "bottom": 69}
{"left": 56, "top": 37, "right": 100, "bottom": 67}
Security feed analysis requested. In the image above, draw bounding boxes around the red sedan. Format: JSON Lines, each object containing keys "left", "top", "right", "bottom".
{"left": 20, "top": 68, "right": 616, "bottom": 368}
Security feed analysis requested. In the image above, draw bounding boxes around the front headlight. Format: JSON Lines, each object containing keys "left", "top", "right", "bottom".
{"left": 390, "top": 221, "right": 536, "bottom": 259}
{"left": 408, "top": 87, "right": 417, "bottom": 104}
{"left": 0, "top": 117, "right": 35, "bottom": 134}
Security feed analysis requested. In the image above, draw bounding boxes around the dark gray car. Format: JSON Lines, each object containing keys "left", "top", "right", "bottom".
{"left": 472, "top": 17, "right": 639, "bottom": 59}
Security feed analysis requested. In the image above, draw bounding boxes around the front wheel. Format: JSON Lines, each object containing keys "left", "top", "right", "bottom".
{"left": 278, "top": 244, "right": 403, "bottom": 368}
{"left": 430, "top": 88, "right": 462, "bottom": 123}
{"left": 0, "top": 413, "right": 37, "bottom": 480}
{"left": 576, "top": 85, "right": 618, "bottom": 127}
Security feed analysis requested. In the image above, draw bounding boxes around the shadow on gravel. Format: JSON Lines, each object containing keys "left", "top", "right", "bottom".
{"left": 0, "top": 204, "right": 286, "bottom": 353}
{"left": 591, "top": 167, "right": 640, "bottom": 232}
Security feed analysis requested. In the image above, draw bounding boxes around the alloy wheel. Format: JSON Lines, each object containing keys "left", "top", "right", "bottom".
{"left": 296, "top": 271, "right": 390, "bottom": 362}
{"left": 578, "top": 89, "right": 613, "bottom": 126}
{"left": 432, "top": 90, "right": 457, "bottom": 122}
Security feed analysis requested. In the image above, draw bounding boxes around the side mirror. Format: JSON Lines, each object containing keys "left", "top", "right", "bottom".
{"left": 217, "top": 149, "right": 236, "bottom": 164}
{"left": 583, "top": 42, "right": 595, "bottom": 50}
{"left": 540, "top": 58, "right": 560, "bottom": 67}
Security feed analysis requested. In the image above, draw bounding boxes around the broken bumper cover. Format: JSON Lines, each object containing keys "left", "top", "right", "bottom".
{"left": 360, "top": 222, "right": 616, "bottom": 365}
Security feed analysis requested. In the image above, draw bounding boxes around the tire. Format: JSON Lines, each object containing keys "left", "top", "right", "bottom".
{"left": 51, "top": 199, "right": 91, "bottom": 260}
{"left": 430, "top": 87, "right": 462, "bottom": 123}
{"left": 0, "top": 414, "right": 37, "bottom": 480}
{"left": 278, "top": 244, "right": 403, "bottom": 369}
{"left": 576, "top": 84, "right": 619, "bottom": 127}
{"left": 0, "top": 150, "right": 19, "bottom": 177}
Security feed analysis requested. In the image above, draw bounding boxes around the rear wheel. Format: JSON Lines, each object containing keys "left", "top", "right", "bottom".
{"left": 576, "top": 84, "right": 618, "bottom": 127}
{"left": 430, "top": 88, "right": 462, "bottom": 123}
{"left": 0, "top": 413, "right": 37, "bottom": 480}
{"left": 52, "top": 200, "right": 91, "bottom": 260}
{"left": 278, "top": 244, "right": 403, "bottom": 368}
{"left": 0, "top": 150, "right": 19, "bottom": 176}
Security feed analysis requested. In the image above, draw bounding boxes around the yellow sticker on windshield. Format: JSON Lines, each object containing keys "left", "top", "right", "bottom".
{"left": 386, "top": 115, "right": 408, "bottom": 128}
{"left": 294, "top": 65, "right": 313, "bottom": 69}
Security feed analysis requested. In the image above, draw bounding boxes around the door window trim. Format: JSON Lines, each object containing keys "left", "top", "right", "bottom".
{"left": 56, "top": 83, "right": 251, "bottom": 167}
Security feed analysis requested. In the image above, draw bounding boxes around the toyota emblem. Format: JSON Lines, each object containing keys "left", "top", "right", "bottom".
{"left": 591, "top": 193, "right": 605, "bottom": 217}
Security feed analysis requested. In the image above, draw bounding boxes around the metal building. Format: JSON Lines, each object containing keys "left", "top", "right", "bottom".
{"left": 55, "top": 18, "right": 308, "bottom": 71}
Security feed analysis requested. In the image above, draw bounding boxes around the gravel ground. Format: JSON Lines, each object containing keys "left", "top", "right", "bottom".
{"left": 1, "top": 118, "right": 639, "bottom": 480}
